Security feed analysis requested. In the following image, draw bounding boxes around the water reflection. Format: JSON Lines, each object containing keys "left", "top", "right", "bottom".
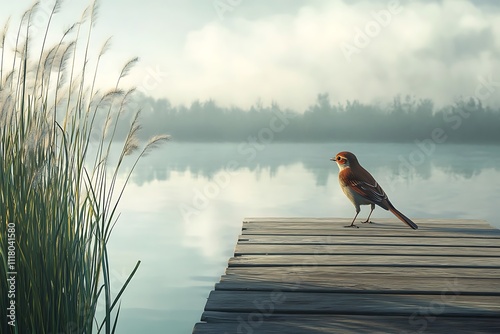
{"left": 118, "top": 141, "right": 500, "bottom": 258}
{"left": 106, "top": 142, "right": 500, "bottom": 334}
{"left": 127, "top": 142, "right": 500, "bottom": 186}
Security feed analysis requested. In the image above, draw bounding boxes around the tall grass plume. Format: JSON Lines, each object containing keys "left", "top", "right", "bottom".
{"left": 0, "top": 1, "right": 169, "bottom": 333}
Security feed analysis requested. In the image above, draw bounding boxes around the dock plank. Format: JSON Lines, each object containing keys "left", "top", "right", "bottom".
{"left": 238, "top": 235, "right": 500, "bottom": 247}
{"left": 204, "top": 290, "right": 500, "bottom": 316}
{"left": 193, "top": 218, "right": 500, "bottom": 333}
{"left": 216, "top": 276, "right": 500, "bottom": 295}
{"left": 194, "top": 313, "right": 500, "bottom": 334}
{"left": 243, "top": 218, "right": 494, "bottom": 230}
{"left": 241, "top": 228, "right": 500, "bottom": 238}
{"left": 242, "top": 219, "right": 500, "bottom": 237}
{"left": 217, "top": 266, "right": 500, "bottom": 295}
{"left": 234, "top": 244, "right": 500, "bottom": 256}
{"left": 228, "top": 254, "right": 500, "bottom": 268}
{"left": 243, "top": 217, "right": 492, "bottom": 226}
{"left": 223, "top": 266, "right": 500, "bottom": 279}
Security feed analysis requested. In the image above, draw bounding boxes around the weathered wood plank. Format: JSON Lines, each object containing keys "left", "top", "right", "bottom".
{"left": 238, "top": 235, "right": 500, "bottom": 247}
{"left": 242, "top": 227, "right": 500, "bottom": 238}
{"left": 242, "top": 219, "right": 499, "bottom": 230}
{"left": 204, "top": 290, "right": 500, "bottom": 317}
{"left": 224, "top": 266, "right": 500, "bottom": 279}
{"left": 228, "top": 254, "right": 500, "bottom": 268}
{"left": 194, "top": 313, "right": 500, "bottom": 334}
{"left": 218, "top": 266, "right": 500, "bottom": 294}
{"left": 216, "top": 274, "right": 500, "bottom": 295}
{"left": 242, "top": 223, "right": 495, "bottom": 230}
{"left": 241, "top": 220, "right": 500, "bottom": 237}
{"left": 234, "top": 244, "right": 500, "bottom": 256}
{"left": 244, "top": 217, "right": 492, "bottom": 227}
{"left": 242, "top": 229, "right": 500, "bottom": 239}
{"left": 243, "top": 218, "right": 495, "bottom": 226}
{"left": 194, "top": 218, "right": 500, "bottom": 334}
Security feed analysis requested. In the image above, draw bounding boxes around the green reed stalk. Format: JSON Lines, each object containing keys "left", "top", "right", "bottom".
{"left": 0, "top": 1, "right": 169, "bottom": 333}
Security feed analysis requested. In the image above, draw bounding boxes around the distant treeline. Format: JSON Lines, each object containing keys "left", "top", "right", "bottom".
{"left": 110, "top": 93, "right": 500, "bottom": 143}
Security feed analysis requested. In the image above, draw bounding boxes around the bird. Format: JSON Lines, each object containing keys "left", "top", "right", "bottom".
{"left": 331, "top": 151, "right": 418, "bottom": 230}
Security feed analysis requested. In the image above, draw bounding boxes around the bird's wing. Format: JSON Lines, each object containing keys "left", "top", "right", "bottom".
{"left": 351, "top": 179, "right": 389, "bottom": 207}
{"left": 340, "top": 168, "right": 390, "bottom": 210}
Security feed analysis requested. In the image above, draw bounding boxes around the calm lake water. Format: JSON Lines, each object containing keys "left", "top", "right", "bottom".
{"left": 99, "top": 142, "right": 500, "bottom": 333}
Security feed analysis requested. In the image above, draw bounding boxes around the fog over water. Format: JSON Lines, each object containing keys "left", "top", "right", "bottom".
{"left": 111, "top": 93, "right": 500, "bottom": 143}
{"left": 2, "top": 1, "right": 500, "bottom": 333}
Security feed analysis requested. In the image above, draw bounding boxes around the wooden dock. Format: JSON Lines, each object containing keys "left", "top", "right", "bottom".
{"left": 193, "top": 218, "right": 500, "bottom": 333}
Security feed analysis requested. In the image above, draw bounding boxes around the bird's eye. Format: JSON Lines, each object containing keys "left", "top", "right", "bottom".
{"left": 336, "top": 156, "right": 341, "bottom": 161}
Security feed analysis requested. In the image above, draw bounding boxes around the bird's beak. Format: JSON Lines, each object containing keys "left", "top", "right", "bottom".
{"left": 330, "top": 157, "right": 335, "bottom": 161}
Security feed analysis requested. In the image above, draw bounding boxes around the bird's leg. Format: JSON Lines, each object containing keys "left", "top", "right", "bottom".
{"left": 345, "top": 210, "right": 360, "bottom": 228}
{"left": 362, "top": 204, "right": 375, "bottom": 224}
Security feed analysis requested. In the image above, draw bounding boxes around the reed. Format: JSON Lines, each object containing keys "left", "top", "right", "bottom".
{"left": 0, "top": 1, "right": 169, "bottom": 333}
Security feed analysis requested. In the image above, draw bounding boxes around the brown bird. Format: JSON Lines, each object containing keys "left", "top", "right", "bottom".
{"left": 331, "top": 151, "right": 418, "bottom": 230}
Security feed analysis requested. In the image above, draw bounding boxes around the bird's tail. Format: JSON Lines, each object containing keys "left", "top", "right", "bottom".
{"left": 388, "top": 202, "right": 418, "bottom": 230}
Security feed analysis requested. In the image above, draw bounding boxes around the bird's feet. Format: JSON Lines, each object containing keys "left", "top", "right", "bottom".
{"left": 362, "top": 220, "right": 373, "bottom": 224}
{"left": 344, "top": 224, "right": 359, "bottom": 229}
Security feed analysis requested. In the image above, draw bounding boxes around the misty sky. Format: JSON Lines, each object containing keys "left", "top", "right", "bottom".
{"left": 2, "top": 0, "right": 500, "bottom": 111}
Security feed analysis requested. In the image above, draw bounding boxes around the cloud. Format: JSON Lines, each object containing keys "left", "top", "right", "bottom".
{"left": 160, "top": 0, "right": 500, "bottom": 111}
{"left": 3, "top": 1, "right": 498, "bottom": 111}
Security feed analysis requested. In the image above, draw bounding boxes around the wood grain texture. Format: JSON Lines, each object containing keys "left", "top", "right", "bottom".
{"left": 204, "top": 290, "right": 500, "bottom": 316}
{"left": 228, "top": 254, "right": 500, "bottom": 268}
{"left": 217, "top": 270, "right": 500, "bottom": 295}
{"left": 234, "top": 244, "right": 500, "bottom": 256}
{"left": 194, "top": 313, "right": 500, "bottom": 334}
{"left": 193, "top": 218, "right": 500, "bottom": 333}
{"left": 238, "top": 235, "right": 500, "bottom": 247}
